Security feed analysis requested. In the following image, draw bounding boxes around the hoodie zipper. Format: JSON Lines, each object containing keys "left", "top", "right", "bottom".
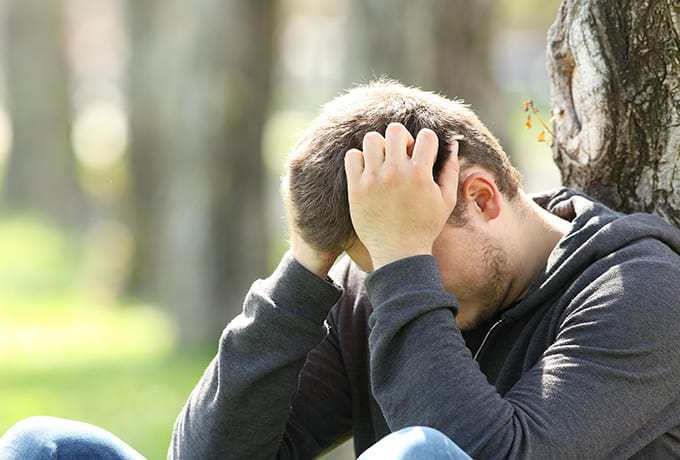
{"left": 473, "top": 318, "right": 505, "bottom": 361}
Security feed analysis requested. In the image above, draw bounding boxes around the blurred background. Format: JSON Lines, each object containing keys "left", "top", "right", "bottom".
{"left": 0, "top": 0, "right": 561, "bottom": 458}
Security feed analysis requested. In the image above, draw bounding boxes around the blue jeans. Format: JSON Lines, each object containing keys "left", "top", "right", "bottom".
{"left": 0, "top": 418, "right": 469, "bottom": 460}
{"left": 0, "top": 416, "right": 145, "bottom": 460}
{"left": 359, "top": 426, "right": 472, "bottom": 460}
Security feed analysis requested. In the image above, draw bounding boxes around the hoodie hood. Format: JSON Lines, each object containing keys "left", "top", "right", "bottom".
{"left": 502, "top": 187, "right": 680, "bottom": 321}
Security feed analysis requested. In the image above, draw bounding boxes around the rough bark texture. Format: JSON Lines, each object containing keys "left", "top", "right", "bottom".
{"left": 548, "top": 0, "right": 680, "bottom": 224}
{"left": 126, "top": 0, "right": 275, "bottom": 344}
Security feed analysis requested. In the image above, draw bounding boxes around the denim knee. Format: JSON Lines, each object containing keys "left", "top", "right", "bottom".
{"left": 0, "top": 416, "right": 145, "bottom": 460}
{"left": 359, "top": 425, "right": 472, "bottom": 460}
{"left": 0, "top": 416, "right": 60, "bottom": 460}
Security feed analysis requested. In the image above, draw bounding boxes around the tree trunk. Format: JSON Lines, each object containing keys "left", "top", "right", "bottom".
{"left": 346, "top": 0, "right": 500, "bottom": 134}
{"left": 126, "top": 0, "right": 275, "bottom": 345}
{"left": 125, "top": 0, "right": 164, "bottom": 298}
{"left": 2, "top": 0, "right": 86, "bottom": 224}
{"left": 547, "top": 0, "right": 680, "bottom": 224}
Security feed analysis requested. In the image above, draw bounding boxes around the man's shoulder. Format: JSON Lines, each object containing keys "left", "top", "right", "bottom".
{"left": 595, "top": 236, "right": 680, "bottom": 283}
{"left": 564, "top": 236, "right": 680, "bottom": 327}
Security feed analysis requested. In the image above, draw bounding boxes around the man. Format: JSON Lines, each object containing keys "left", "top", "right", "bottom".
{"left": 3, "top": 81, "right": 680, "bottom": 460}
{"left": 168, "top": 80, "right": 680, "bottom": 459}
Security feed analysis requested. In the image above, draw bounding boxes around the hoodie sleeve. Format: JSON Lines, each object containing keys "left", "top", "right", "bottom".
{"left": 365, "top": 249, "right": 680, "bottom": 459}
{"left": 168, "top": 250, "right": 352, "bottom": 460}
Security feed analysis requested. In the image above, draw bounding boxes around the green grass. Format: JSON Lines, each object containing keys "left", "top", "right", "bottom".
{"left": 0, "top": 344, "right": 215, "bottom": 458}
{"left": 0, "top": 215, "right": 216, "bottom": 459}
{"left": 0, "top": 214, "right": 355, "bottom": 459}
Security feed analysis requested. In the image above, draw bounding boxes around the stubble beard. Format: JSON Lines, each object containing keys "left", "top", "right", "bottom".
{"left": 457, "top": 238, "right": 511, "bottom": 331}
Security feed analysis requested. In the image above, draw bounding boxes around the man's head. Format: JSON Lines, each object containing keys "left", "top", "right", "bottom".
{"left": 283, "top": 80, "right": 530, "bottom": 330}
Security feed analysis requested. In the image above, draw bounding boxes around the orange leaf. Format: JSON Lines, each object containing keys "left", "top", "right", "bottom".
{"left": 525, "top": 115, "right": 532, "bottom": 129}
{"left": 537, "top": 131, "right": 546, "bottom": 142}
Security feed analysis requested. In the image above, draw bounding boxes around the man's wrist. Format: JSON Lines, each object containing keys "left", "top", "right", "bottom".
{"left": 371, "top": 248, "right": 433, "bottom": 271}
{"left": 365, "top": 253, "right": 458, "bottom": 324}
{"left": 264, "top": 250, "right": 343, "bottom": 324}
{"left": 290, "top": 248, "right": 336, "bottom": 279}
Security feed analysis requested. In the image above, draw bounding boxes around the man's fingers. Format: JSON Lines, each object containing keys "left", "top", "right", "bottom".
{"left": 362, "top": 132, "right": 385, "bottom": 173}
{"left": 438, "top": 140, "right": 460, "bottom": 207}
{"left": 411, "top": 129, "right": 439, "bottom": 170}
{"left": 344, "top": 149, "right": 364, "bottom": 188}
{"left": 385, "top": 122, "right": 414, "bottom": 167}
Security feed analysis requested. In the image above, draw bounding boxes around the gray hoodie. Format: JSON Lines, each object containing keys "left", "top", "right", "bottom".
{"left": 169, "top": 188, "right": 680, "bottom": 459}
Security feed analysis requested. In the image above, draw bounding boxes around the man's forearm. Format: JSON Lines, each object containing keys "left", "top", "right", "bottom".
{"left": 364, "top": 254, "right": 680, "bottom": 459}
{"left": 168, "top": 250, "right": 343, "bottom": 459}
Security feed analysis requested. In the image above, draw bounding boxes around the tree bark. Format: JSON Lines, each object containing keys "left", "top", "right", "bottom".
{"left": 2, "top": 0, "right": 86, "bottom": 224}
{"left": 126, "top": 0, "right": 275, "bottom": 344}
{"left": 548, "top": 0, "right": 680, "bottom": 224}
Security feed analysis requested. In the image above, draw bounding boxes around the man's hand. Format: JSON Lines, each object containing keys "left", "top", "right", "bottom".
{"left": 344, "top": 123, "right": 460, "bottom": 270}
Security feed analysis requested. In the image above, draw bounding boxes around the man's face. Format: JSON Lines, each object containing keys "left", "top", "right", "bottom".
{"left": 431, "top": 222, "right": 513, "bottom": 330}
{"left": 345, "top": 216, "right": 514, "bottom": 332}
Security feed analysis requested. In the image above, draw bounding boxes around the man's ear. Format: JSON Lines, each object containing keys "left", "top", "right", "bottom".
{"left": 460, "top": 173, "right": 501, "bottom": 221}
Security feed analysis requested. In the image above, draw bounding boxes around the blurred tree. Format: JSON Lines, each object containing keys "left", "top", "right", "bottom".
{"left": 127, "top": 0, "right": 276, "bottom": 344}
{"left": 126, "top": 0, "right": 163, "bottom": 300}
{"left": 2, "top": 0, "right": 86, "bottom": 224}
{"left": 548, "top": 0, "right": 680, "bottom": 225}
{"left": 345, "top": 0, "right": 500, "bottom": 132}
